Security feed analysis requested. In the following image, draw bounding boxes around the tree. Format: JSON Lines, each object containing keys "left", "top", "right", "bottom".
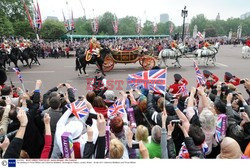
{"left": 13, "top": 20, "right": 35, "bottom": 38}
{"left": 98, "top": 12, "right": 116, "bottom": 35}
{"left": 0, "top": 14, "right": 14, "bottom": 36}
{"left": 40, "top": 20, "right": 66, "bottom": 40}
{"left": 190, "top": 14, "right": 208, "bottom": 34}
{"left": 0, "top": 0, "right": 32, "bottom": 22}
{"left": 205, "top": 26, "right": 217, "bottom": 37}
{"left": 118, "top": 16, "right": 137, "bottom": 35}
{"left": 142, "top": 20, "right": 153, "bottom": 35}
{"left": 75, "top": 18, "right": 92, "bottom": 35}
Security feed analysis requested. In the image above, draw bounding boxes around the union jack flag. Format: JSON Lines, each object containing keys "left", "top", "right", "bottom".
{"left": 169, "top": 23, "right": 174, "bottom": 34}
{"left": 112, "top": 16, "right": 119, "bottom": 34}
{"left": 127, "top": 69, "right": 167, "bottom": 94}
{"left": 136, "top": 20, "right": 142, "bottom": 34}
{"left": 32, "top": 1, "right": 42, "bottom": 29}
{"left": 108, "top": 100, "right": 125, "bottom": 117}
{"left": 71, "top": 10, "right": 75, "bottom": 30}
{"left": 194, "top": 61, "right": 206, "bottom": 86}
{"left": 178, "top": 84, "right": 189, "bottom": 97}
{"left": 13, "top": 68, "right": 23, "bottom": 83}
{"left": 62, "top": 10, "right": 69, "bottom": 31}
{"left": 91, "top": 17, "right": 99, "bottom": 34}
{"left": 66, "top": 101, "right": 89, "bottom": 119}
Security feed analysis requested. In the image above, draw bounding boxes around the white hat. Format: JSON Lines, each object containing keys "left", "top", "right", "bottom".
{"left": 65, "top": 120, "right": 84, "bottom": 139}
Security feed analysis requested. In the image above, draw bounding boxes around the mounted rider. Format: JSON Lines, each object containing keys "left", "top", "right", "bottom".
{"left": 1, "top": 40, "right": 11, "bottom": 54}
{"left": 171, "top": 40, "right": 178, "bottom": 51}
{"left": 86, "top": 37, "right": 101, "bottom": 61}
{"left": 203, "top": 40, "right": 211, "bottom": 49}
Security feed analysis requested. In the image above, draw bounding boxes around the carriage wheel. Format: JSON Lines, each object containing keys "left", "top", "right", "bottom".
{"left": 102, "top": 55, "right": 115, "bottom": 72}
{"left": 142, "top": 57, "right": 155, "bottom": 70}
{"left": 139, "top": 57, "right": 144, "bottom": 66}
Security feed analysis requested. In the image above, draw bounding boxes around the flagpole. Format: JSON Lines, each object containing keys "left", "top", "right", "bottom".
{"left": 164, "top": 67, "right": 167, "bottom": 111}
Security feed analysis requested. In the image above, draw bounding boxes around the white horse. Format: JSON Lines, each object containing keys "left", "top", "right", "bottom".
{"left": 193, "top": 43, "right": 219, "bottom": 66}
{"left": 242, "top": 45, "right": 250, "bottom": 59}
{"left": 158, "top": 44, "right": 186, "bottom": 68}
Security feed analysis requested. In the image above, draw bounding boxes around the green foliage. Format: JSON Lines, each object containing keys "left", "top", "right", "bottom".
{"left": 1, "top": 0, "right": 250, "bottom": 38}
{"left": 98, "top": 12, "right": 116, "bottom": 35}
{"left": 190, "top": 14, "right": 208, "bottom": 34}
{"left": 142, "top": 20, "right": 153, "bottom": 35}
{"left": 0, "top": 14, "right": 14, "bottom": 36}
{"left": 13, "top": 20, "right": 35, "bottom": 38}
{"left": 117, "top": 16, "right": 137, "bottom": 35}
{"left": 40, "top": 20, "right": 66, "bottom": 39}
{"left": 75, "top": 18, "right": 92, "bottom": 35}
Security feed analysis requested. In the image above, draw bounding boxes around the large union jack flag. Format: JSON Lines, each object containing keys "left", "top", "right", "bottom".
{"left": 34, "top": 1, "right": 42, "bottom": 29}
{"left": 194, "top": 61, "right": 206, "bottom": 86}
{"left": 127, "top": 69, "right": 167, "bottom": 94}
{"left": 66, "top": 101, "right": 89, "bottom": 119}
{"left": 108, "top": 100, "right": 125, "bottom": 117}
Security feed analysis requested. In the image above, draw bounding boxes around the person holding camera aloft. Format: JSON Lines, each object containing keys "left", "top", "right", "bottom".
{"left": 224, "top": 72, "right": 241, "bottom": 86}
{"left": 42, "top": 83, "right": 75, "bottom": 111}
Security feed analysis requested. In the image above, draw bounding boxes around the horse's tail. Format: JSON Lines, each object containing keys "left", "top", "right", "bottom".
{"left": 75, "top": 57, "right": 80, "bottom": 71}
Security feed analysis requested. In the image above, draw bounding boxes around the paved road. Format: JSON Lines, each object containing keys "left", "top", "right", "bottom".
{"left": 5, "top": 45, "right": 250, "bottom": 97}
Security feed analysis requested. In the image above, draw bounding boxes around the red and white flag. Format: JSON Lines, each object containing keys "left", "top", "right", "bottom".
{"left": 197, "top": 31, "right": 204, "bottom": 39}
{"left": 112, "top": 16, "right": 119, "bottom": 34}
{"left": 21, "top": 0, "right": 34, "bottom": 29}
{"left": 92, "top": 17, "right": 99, "bottom": 34}
{"left": 169, "top": 23, "right": 174, "bottom": 34}
{"left": 71, "top": 10, "right": 75, "bottom": 30}
{"left": 62, "top": 10, "right": 69, "bottom": 30}
{"left": 136, "top": 20, "right": 142, "bottom": 34}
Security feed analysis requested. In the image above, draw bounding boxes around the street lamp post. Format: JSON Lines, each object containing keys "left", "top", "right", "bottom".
{"left": 181, "top": 6, "right": 188, "bottom": 42}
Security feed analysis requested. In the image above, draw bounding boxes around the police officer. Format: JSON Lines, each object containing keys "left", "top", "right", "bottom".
{"left": 91, "top": 69, "right": 107, "bottom": 96}
{"left": 224, "top": 72, "right": 240, "bottom": 86}
{"left": 203, "top": 70, "right": 219, "bottom": 89}
{"left": 169, "top": 73, "right": 188, "bottom": 94}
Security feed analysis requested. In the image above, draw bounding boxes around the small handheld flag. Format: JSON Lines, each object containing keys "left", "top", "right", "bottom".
{"left": 66, "top": 100, "right": 89, "bottom": 119}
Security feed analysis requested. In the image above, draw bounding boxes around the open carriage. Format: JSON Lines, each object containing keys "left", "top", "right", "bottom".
{"left": 102, "top": 48, "right": 156, "bottom": 72}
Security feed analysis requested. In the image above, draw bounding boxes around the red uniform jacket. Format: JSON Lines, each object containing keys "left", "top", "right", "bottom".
{"left": 246, "top": 39, "right": 250, "bottom": 47}
{"left": 169, "top": 78, "right": 188, "bottom": 94}
{"left": 205, "top": 74, "right": 219, "bottom": 89}
{"left": 225, "top": 77, "right": 240, "bottom": 86}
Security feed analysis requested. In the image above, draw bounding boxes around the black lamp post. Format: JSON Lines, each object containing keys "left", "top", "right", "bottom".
{"left": 181, "top": 6, "right": 188, "bottom": 42}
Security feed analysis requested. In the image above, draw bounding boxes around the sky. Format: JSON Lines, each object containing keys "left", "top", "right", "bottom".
{"left": 38, "top": 0, "right": 250, "bottom": 26}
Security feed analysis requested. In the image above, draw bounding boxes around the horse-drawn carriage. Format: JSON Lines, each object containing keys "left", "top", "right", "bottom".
{"left": 158, "top": 42, "right": 220, "bottom": 68}
{"left": 102, "top": 48, "right": 156, "bottom": 72}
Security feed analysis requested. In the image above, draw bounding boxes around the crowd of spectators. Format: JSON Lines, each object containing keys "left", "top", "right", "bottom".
{"left": 0, "top": 67, "right": 250, "bottom": 159}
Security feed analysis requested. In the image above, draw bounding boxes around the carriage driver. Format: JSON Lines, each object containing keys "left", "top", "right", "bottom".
{"left": 170, "top": 40, "right": 178, "bottom": 51}
{"left": 203, "top": 40, "right": 211, "bottom": 49}
{"left": 89, "top": 37, "right": 101, "bottom": 58}
{"left": 90, "top": 69, "right": 107, "bottom": 96}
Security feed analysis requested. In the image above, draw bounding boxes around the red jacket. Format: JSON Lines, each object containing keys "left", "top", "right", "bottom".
{"left": 225, "top": 77, "right": 240, "bottom": 86}
{"left": 205, "top": 74, "right": 219, "bottom": 89}
{"left": 169, "top": 78, "right": 188, "bottom": 94}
